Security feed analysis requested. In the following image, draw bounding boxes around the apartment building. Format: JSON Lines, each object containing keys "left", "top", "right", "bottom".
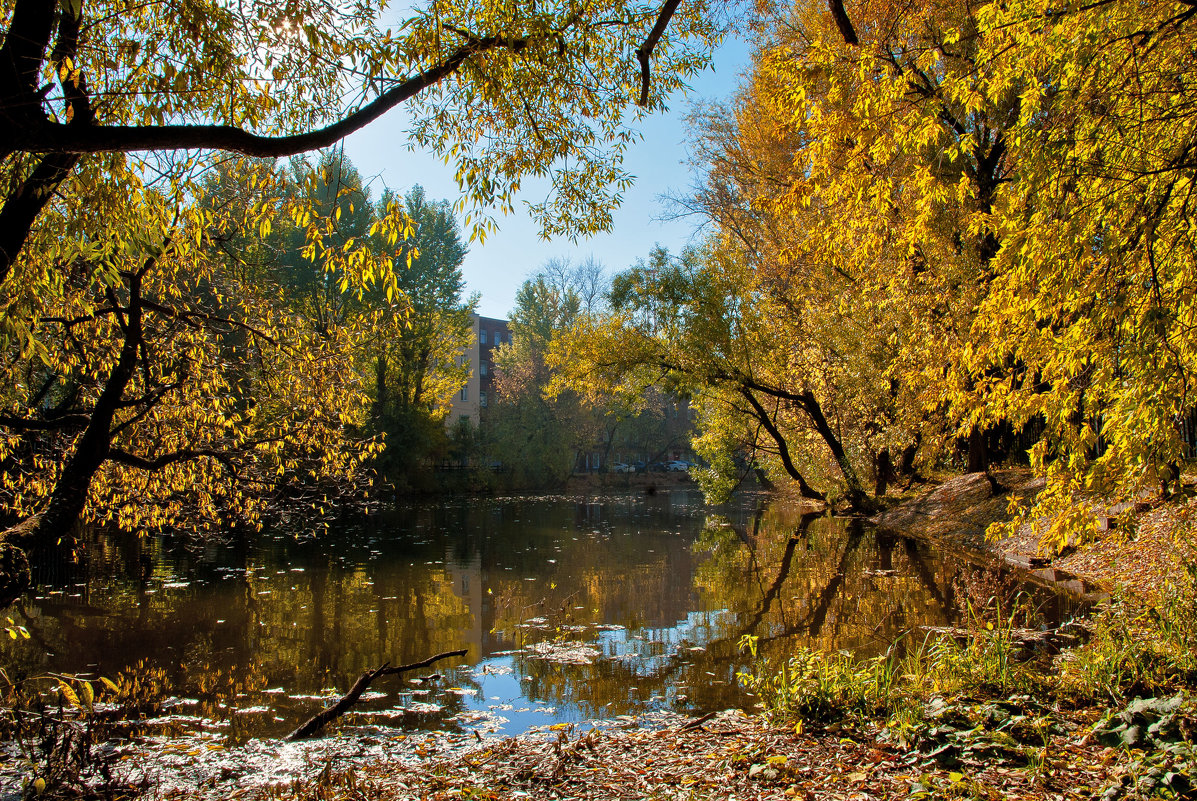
{"left": 449, "top": 314, "right": 510, "bottom": 427}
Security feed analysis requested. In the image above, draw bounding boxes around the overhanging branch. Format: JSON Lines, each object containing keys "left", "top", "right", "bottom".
{"left": 0, "top": 413, "right": 90, "bottom": 431}
{"left": 635, "top": 0, "right": 684, "bottom": 106}
{"left": 3, "top": 34, "right": 528, "bottom": 157}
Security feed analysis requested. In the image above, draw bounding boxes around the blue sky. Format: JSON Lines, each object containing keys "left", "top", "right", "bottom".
{"left": 343, "top": 38, "right": 750, "bottom": 319}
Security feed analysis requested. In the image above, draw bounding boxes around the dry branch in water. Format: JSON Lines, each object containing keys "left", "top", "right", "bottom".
{"left": 286, "top": 649, "right": 468, "bottom": 741}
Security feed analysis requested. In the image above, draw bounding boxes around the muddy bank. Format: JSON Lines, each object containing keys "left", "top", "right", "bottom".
{"left": 875, "top": 468, "right": 1196, "bottom": 601}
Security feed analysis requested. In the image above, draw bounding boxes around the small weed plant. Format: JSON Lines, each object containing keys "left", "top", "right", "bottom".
{"left": 1, "top": 662, "right": 166, "bottom": 798}
{"left": 1059, "top": 563, "right": 1197, "bottom": 702}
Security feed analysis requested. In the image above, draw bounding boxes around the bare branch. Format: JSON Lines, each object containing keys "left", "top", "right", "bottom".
{"left": 108, "top": 446, "right": 239, "bottom": 473}
{"left": 140, "top": 298, "right": 281, "bottom": 346}
{"left": 287, "top": 649, "right": 468, "bottom": 740}
{"left": 635, "top": 0, "right": 684, "bottom": 106}
{"left": 38, "top": 306, "right": 123, "bottom": 326}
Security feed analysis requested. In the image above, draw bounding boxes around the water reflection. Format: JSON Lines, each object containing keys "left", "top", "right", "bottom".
{"left": 2, "top": 492, "right": 1082, "bottom": 745}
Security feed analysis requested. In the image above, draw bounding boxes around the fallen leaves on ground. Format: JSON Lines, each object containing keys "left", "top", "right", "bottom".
{"left": 238, "top": 707, "right": 1136, "bottom": 801}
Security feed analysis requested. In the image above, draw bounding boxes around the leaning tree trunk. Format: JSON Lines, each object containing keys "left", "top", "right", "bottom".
{"left": 796, "top": 390, "right": 875, "bottom": 513}
{"left": 740, "top": 388, "right": 825, "bottom": 502}
{"left": 7, "top": 274, "right": 143, "bottom": 559}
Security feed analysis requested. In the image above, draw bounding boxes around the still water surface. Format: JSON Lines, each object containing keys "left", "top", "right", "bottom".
{"left": 1, "top": 490, "right": 1082, "bottom": 786}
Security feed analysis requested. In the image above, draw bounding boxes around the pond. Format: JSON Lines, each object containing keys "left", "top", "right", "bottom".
{"left": 0, "top": 490, "right": 1085, "bottom": 793}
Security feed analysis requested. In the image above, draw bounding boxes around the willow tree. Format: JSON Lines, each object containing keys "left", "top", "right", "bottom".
{"left": 960, "top": 0, "right": 1197, "bottom": 548}
{"left": 549, "top": 243, "right": 891, "bottom": 510}
{"left": 0, "top": 161, "right": 383, "bottom": 568}
{"left": 779, "top": 0, "right": 1197, "bottom": 547}
{"left": 0, "top": 0, "right": 724, "bottom": 288}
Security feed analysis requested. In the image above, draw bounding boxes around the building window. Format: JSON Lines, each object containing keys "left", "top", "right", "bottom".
{"left": 480, "top": 391, "right": 488, "bottom": 408}
{"left": 480, "top": 362, "right": 487, "bottom": 376}
{"left": 480, "top": 329, "right": 487, "bottom": 344}
{"left": 494, "top": 330, "right": 501, "bottom": 344}
{"left": 461, "top": 387, "right": 468, "bottom": 401}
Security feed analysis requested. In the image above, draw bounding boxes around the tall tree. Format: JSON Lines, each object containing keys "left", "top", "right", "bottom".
{"left": 490, "top": 271, "right": 596, "bottom": 486}
{"left": 0, "top": 0, "right": 722, "bottom": 601}
{"left": 369, "top": 186, "right": 474, "bottom": 479}
{"left": 550, "top": 243, "right": 888, "bottom": 509}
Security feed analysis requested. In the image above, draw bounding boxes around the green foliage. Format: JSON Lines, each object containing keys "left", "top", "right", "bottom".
{"left": 489, "top": 268, "right": 595, "bottom": 486}
{"left": 1059, "top": 588, "right": 1197, "bottom": 704}
{"left": 366, "top": 186, "right": 474, "bottom": 480}
{"left": 743, "top": 566, "right": 1197, "bottom": 753}
{"left": 738, "top": 634, "right": 899, "bottom": 723}
{"left": 739, "top": 605, "right": 1035, "bottom": 731}
{"left": 552, "top": 242, "right": 889, "bottom": 507}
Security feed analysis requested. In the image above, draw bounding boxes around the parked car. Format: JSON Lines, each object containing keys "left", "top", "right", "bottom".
{"left": 665, "top": 460, "right": 693, "bottom": 471}
{"left": 611, "top": 462, "right": 635, "bottom": 473}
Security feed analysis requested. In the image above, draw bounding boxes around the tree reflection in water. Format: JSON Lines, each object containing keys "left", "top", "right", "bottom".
{"left": 0, "top": 492, "right": 1082, "bottom": 742}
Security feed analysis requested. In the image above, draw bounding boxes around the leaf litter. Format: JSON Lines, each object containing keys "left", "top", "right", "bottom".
{"left": 192, "top": 703, "right": 1147, "bottom": 801}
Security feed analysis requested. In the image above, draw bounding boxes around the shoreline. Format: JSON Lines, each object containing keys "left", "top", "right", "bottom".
{"left": 875, "top": 468, "right": 1196, "bottom": 602}
{"left": 19, "top": 474, "right": 1197, "bottom": 800}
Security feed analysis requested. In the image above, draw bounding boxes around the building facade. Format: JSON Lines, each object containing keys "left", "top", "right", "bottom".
{"left": 449, "top": 314, "right": 510, "bottom": 428}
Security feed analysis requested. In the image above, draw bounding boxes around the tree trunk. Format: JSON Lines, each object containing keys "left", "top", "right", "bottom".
{"left": 797, "top": 390, "right": 873, "bottom": 512}
{"left": 739, "top": 388, "right": 824, "bottom": 501}
{"left": 967, "top": 427, "right": 988, "bottom": 473}
{"left": 373, "top": 352, "right": 388, "bottom": 422}
{"left": 0, "top": 154, "right": 79, "bottom": 283}
{"left": 752, "top": 466, "right": 775, "bottom": 491}
{"left": 897, "top": 437, "right": 920, "bottom": 477}
{"left": 874, "top": 447, "right": 892, "bottom": 498}
{"left": 14, "top": 273, "right": 143, "bottom": 557}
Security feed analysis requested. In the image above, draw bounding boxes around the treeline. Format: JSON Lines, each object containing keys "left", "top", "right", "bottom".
{"left": 0, "top": 0, "right": 723, "bottom": 604}
{"left": 0, "top": 153, "right": 477, "bottom": 557}
{"left": 462, "top": 258, "right": 693, "bottom": 489}
{"left": 551, "top": 0, "right": 1197, "bottom": 552}
{"left": 0, "top": 139, "right": 692, "bottom": 590}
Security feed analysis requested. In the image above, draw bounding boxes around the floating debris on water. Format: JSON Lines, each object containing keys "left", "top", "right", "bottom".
{"left": 523, "top": 640, "right": 601, "bottom": 665}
